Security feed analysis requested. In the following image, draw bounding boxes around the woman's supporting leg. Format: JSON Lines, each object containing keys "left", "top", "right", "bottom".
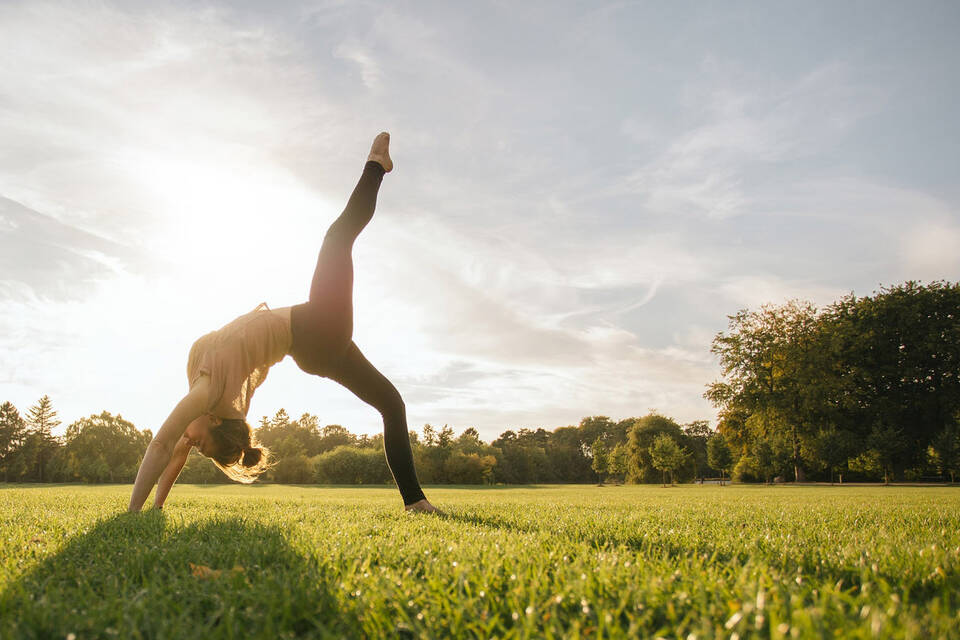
{"left": 325, "top": 341, "right": 427, "bottom": 506}
{"left": 303, "top": 160, "right": 386, "bottom": 358}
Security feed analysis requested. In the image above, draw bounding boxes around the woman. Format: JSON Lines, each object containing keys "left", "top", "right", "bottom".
{"left": 128, "top": 132, "right": 439, "bottom": 514}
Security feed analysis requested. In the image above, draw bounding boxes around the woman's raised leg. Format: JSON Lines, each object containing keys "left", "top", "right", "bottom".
{"left": 324, "top": 341, "right": 432, "bottom": 508}
{"left": 306, "top": 161, "right": 385, "bottom": 347}
{"left": 301, "top": 133, "right": 392, "bottom": 361}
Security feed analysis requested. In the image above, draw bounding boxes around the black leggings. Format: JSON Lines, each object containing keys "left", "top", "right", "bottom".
{"left": 289, "top": 161, "right": 426, "bottom": 506}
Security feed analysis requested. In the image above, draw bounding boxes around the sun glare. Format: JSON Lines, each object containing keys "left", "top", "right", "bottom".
{"left": 116, "top": 144, "right": 339, "bottom": 299}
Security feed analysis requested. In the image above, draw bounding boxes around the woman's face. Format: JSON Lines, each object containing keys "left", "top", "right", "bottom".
{"left": 184, "top": 414, "right": 220, "bottom": 457}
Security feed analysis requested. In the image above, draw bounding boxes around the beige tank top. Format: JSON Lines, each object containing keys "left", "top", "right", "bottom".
{"left": 186, "top": 302, "right": 293, "bottom": 420}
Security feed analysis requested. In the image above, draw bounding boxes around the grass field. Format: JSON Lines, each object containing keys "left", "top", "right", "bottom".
{"left": 0, "top": 484, "right": 958, "bottom": 639}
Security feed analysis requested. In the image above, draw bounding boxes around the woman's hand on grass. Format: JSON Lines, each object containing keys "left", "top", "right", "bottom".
{"left": 128, "top": 378, "right": 210, "bottom": 512}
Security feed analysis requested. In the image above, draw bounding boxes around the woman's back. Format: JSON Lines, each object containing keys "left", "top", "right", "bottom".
{"left": 186, "top": 303, "right": 293, "bottom": 419}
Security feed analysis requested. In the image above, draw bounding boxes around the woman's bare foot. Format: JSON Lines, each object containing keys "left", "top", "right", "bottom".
{"left": 404, "top": 498, "right": 443, "bottom": 515}
{"left": 367, "top": 131, "right": 393, "bottom": 172}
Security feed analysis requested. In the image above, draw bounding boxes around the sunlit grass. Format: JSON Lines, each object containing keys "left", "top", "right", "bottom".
{"left": 1, "top": 484, "right": 957, "bottom": 638}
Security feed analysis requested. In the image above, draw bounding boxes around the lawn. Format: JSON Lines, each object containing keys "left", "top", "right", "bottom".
{"left": 0, "top": 484, "right": 957, "bottom": 638}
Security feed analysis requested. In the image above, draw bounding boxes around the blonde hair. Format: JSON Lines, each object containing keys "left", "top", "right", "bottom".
{"left": 208, "top": 418, "right": 271, "bottom": 483}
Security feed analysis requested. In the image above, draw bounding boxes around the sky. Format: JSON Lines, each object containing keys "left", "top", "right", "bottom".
{"left": 1, "top": 1, "right": 959, "bottom": 442}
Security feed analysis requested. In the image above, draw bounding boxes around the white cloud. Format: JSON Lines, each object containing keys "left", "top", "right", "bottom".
{"left": 901, "top": 222, "right": 960, "bottom": 279}
{"left": 717, "top": 275, "right": 846, "bottom": 311}
{"left": 618, "top": 59, "right": 884, "bottom": 220}
{"left": 333, "top": 40, "right": 383, "bottom": 90}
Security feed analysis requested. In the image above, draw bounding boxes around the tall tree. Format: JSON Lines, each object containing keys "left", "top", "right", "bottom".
{"left": 867, "top": 425, "right": 910, "bottom": 485}
{"left": 0, "top": 402, "right": 27, "bottom": 482}
{"left": 824, "top": 281, "right": 960, "bottom": 476}
{"left": 807, "top": 428, "right": 858, "bottom": 484}
{"left": 317, "top": 424, "right": 356, "bottom": 454}
{"left": 548, "top": 426, "right": 594, "bottom": 482}
{"left": 26, "top": 395, "right": 61, "bottom": 482}
{"left": 753, "top": 439, "right": 776, "bottom": 484}
{"left": 491, "top": 429, "right": 552, "bottom": 484}
{"left": 707, "top": 434, "right": 733, "bottom": 485}
{"left": 61, "top": 411, "right": 152, "bottom": 482}
{"left": 577, "top": 416, "right": 622, "bottom": 457}
{"left": 682, "top": 420, "right": 712, "bottom": 482}
{"left": 255, "top": 409, "right": 323, "bottom": 457}
{"left": 707, "top": 300, "right": 831, "bottom": 481}
{"left": 649, "top": 434, "right": 687, "bottom": 486}
{"left": 591, "top": 438, "right": 610, "bottom": 484}
{"left": 270, "top": 435, "right": 312, "bottom": 484}
{"left": 625, "top": 413, "right": 686, "bottom": 483}
{"left": 931, "top": 423, "right": 959, "bottom": 483}
{"left": 606, "top": 442, "right": 628, "bottom": 483}
{"left": 455, "top": 428, "right": 484, "bottom": 455}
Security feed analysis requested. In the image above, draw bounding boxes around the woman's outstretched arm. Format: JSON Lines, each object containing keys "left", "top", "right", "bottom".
{"left": 152, "top": 436, "right": 192, "bottom": 509}
{"left": 128, "top": 377, "right": 210, "bottom": 512}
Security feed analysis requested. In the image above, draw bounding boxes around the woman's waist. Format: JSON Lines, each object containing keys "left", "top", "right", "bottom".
{"left": 266, "top": 305, "right": 293, "bottom": 330}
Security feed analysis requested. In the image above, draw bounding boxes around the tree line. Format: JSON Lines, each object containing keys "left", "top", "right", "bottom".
{"left": 2, "top": 280, "right": 956, "bottom": 486}
{"left": 0, "top": 398, "right": 726, "bottom": 485}
{"left": 0, "top": 397, "right": 150, "bottom": 483}
{"left": 706, "top": 280, "right": 960, "bottom": 484}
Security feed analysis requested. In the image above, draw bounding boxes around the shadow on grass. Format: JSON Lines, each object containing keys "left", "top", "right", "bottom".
{"left": 0, "top": 512, "right": 353, "bottom": 639}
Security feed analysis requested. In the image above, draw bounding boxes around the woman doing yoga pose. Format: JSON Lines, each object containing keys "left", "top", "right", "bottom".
{"left": 128, "top": 132, "right": 439, "bottom": 514}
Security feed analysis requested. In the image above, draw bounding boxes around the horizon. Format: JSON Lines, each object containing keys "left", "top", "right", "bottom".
{"left": 2, "top": 1, "right": 959, "bottom": 440}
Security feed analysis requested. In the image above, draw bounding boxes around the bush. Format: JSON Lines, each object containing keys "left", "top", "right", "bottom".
{"left": 271, "top": 452, "right": 313, "bottom": 484}
{"left": 442, "top": 452, "right": 496, "bottom": 484}
{"left": 314, "top": 446, "right": 392, "bottom": 484}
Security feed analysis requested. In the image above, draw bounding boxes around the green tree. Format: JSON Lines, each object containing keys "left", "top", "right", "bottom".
{"left": 255, "top": 409, "right": 291, "bottom": 449}
{"left": 548, "top": 426, "right": 594, "bottom": 482}
{"left": 754, "top": 439, "right": 776, "bottom": 484}
{"left": 455, "top": 427, "right": 484, "bottom": 455}
{"left": 591, "top": 437, "right": 610, "bottom": 484}
{"left": 61, "top": 411, "right": 152, "bottom": 482}
{"left": 824, "top": 282, "right": 960, "bottom": 477}
{"left": 807, "top": 428, "right": 858, "bottom": 484}
{"left": 867, "top": 425, "right": 910, "bottom": 485}
{"left": 26, "top": 395, "right": 61, "bottom": 482}
{"left": 606, "top": 442, "right": 628, "bottom": 483}
{"left": 255, "top": 409, "right": 327, "bottom": 459}
{"left": 178, "top": 449, "right": 226, "bottom": 483}
{"left": 625, "top": 413, "right": 685, "bottom": 483}
{"left": 577, "top": 416, "right": 617, "bottom": 457}
{"left": 682, "top": 420, "right": 711, "bottom": 482}
{"left": 578, "top": 416, "right": 631, "bottom": 482}
{"left": 520, "top": 428, "right": 556, "bottom": 482}
{"left": 420, "top": 424, "right": 455, "bottom": 482}
{"left": 317, "top": 424, "right": 356, "bottom": 454}
{"left": 649, "top": 433, "right": 687, "bottom": 486}
{"left": 931, "top": 423, "right": 959, "bottom": 483}
{"left": 490, "top": 429, "right": 550, "bottom": 484}
{"left": 707, "top": 434, "right": 733, "bottom": 485}
{"left": 0, "top": 402, "right": 27, "bottom": 482}
{"left": 706, "top": 300, "right": 826, "bottom": 481}
{"left": 269, "top": 435, "right": 313, "bottom": 484}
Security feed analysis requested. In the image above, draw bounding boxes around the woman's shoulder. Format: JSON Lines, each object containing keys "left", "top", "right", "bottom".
{"left": 189, "top": 372, "right": 212, "bottom": 396}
